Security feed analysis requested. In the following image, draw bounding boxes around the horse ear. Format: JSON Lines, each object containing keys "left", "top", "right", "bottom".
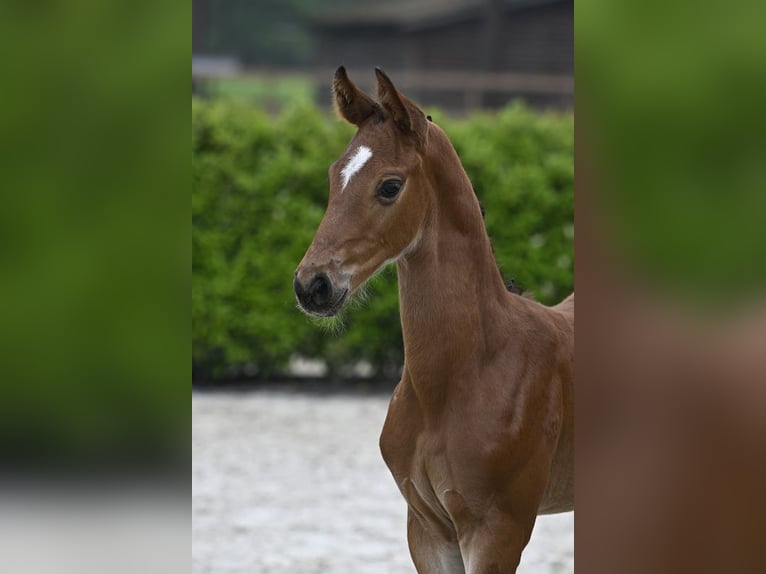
{"left": 375, "top": 67, "right": 428, "bottom": 146}
{"left": 332, "top": 66, "right": 376, "bottom": 126}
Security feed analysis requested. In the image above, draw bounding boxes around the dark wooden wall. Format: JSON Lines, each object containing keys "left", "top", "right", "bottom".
{"left": 311, "top": 1, "right": 572, "bottom": 110}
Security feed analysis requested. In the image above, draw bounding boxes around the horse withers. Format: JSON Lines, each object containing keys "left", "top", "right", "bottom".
{"left": 295, "top": 67, "right": 574, "bottom": 574}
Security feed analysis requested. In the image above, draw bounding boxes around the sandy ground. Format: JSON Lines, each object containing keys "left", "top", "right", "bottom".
{"left": 193, "top": 391, "right": 573, "bottom": 573}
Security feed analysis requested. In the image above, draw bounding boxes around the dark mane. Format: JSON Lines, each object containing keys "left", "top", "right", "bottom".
{"left": 504, "top": 277, "right": 524, "bottom": 295}
{"left": 477, "top": 199, "right": 525, "bottom": 296}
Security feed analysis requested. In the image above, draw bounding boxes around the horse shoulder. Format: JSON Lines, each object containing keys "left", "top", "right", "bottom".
{"left": 379, "top": 373, "right": 423, "bottom": 484}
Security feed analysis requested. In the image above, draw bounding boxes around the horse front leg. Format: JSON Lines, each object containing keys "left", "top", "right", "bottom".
{"left": 458, "top": 510, "right": 537, "bottom": 574}
{"left": 407, "top": 508, "right": 465, "bottom": 574}
{"left": 449, "top": 448, "right": 551, "bottom": 574}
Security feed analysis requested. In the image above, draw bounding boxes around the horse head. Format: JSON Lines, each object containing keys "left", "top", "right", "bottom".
{"left": 294, "top": 67, "right": 432, "bottom": 316}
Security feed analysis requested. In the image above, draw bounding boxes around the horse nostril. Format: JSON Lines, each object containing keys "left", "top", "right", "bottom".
{"left": 294, "top": 276, "right": 307, "bottom": 298}
{"left": 295, "top": 271, "right": 337, "bottom": 313}
{"left": 309, "top": 274, "right": 332, "bottom": 307}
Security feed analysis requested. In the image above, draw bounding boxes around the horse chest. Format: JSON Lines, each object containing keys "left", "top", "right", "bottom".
{"left": 380, "top": 384, "right": 468, "bottom": 537}
{"left": 390, "top": 434, "right": 460, "bottom": 539}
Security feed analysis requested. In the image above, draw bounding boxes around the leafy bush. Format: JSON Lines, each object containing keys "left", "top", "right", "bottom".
{"left": 192, "top": 99, "right": 573, "bottom": 379}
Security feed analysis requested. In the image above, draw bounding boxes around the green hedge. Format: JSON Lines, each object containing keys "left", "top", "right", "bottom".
{"left": 192, "top": 99, "right": 573, "bottom": 379}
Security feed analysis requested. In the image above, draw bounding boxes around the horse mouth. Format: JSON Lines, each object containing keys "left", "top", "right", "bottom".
{"left": 301, "top": 287, "right": 349, "bottom": 317}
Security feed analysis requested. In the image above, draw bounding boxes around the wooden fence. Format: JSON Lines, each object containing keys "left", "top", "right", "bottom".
{"left": 192, "top": 63, "right": 574, "bottom": 112}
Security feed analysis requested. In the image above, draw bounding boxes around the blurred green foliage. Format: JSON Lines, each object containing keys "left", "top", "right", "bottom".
{"left": 578, "top": 0, "right": 766, "bottom": 305}
{"left": 0, "top": 0, "right": 188, "bottom": 469}
{"left": 201, "top": 76, "right": 316, "bottom": 108}
{"left": 193, "top": 99, "right": 573, "bottom": 380}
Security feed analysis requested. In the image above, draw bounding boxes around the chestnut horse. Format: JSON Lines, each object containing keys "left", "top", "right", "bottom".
{"left": 295, "top": 67, "right": 573, "bottom": 573}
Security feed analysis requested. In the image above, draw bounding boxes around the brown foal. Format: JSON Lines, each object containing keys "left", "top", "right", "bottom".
{"left": 295, "top": 67, "right": 574, "bottom": 573}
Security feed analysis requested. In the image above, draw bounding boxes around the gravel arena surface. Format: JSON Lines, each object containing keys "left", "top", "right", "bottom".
{"left": 193, "top": 391, "right": 574, "bottom": 573}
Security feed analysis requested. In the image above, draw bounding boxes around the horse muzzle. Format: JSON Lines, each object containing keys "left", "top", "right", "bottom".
{"left": 294, "top": 270, "right": 349, "bottom": 317}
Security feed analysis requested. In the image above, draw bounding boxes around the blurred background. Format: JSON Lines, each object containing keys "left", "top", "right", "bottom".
{"left": 192, "top": 0, "right": 573, "bottom": 111}
{"left": 192, "top": 1, "right": 574, "bottom": 573}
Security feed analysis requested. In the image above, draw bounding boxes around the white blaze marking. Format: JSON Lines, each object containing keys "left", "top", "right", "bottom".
{"left": 340, "top": 145, "right": 373, "bottom": 191}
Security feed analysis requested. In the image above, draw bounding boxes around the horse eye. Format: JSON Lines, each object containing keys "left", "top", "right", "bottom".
{"left": 377, "top": 179, "right": 403, "bottom": 201}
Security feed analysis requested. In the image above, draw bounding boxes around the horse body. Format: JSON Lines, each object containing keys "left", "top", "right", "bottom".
{"left": 295, "top": 67, "right": 573, "bottom": 573}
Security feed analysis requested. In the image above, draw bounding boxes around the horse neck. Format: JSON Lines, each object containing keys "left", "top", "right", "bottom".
{"left": 396, "top": 126, "right": 513, "bottom": 404}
